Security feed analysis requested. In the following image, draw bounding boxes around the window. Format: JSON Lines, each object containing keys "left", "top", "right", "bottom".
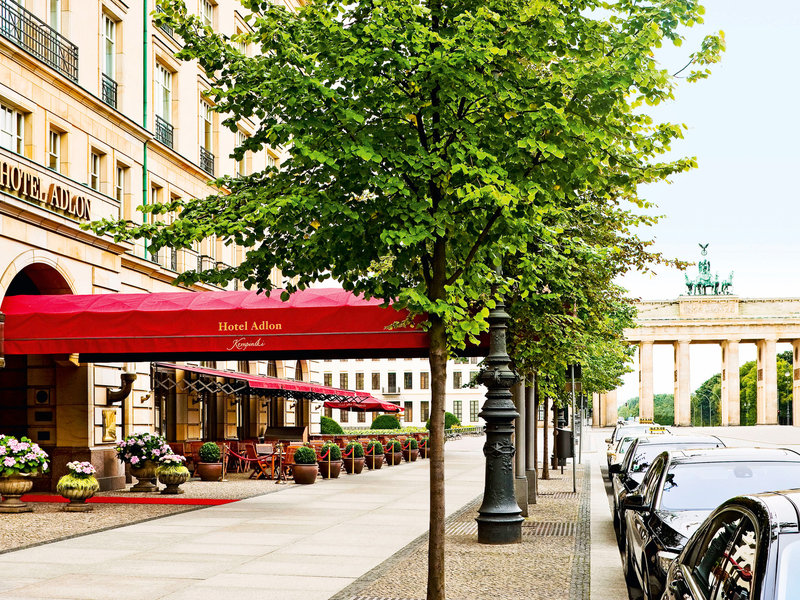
{"left": 421, "top": 401, "right": 430, "bottom": 422}
{"left": 371, "top": 372, "right": 380, "bottom": 390}
{"left": 357, "top": 411, "right": 365, "bottom": 423}
{"left": 340, "top": 410, "right": 348, "bottom": 423}
{"left": 355, "top": 373, "right": 364, "bottom": 391}
{"left": 49, "top": 0, "right": 61, "bottom": 32}
{"left": 323, "top": 406, "right": 332, "bottom": 419}
{"left": 404, "top": 372, "right": 413, "bottom": 390}
{"left": 420, "top": 372, "right": 429, "bottom": 390}
{"left": 387, "top": 372, "right": 397, "bottom": 392}
{"left": 235, "top": 130, "right": 247, "bottom": 177}
{"left": 0, "top": 104, "right": 23, "bottom": 154}
{"left": 453, "top": 371, "right": 463, "bottom": 389}
{"left": 267, "top": 152, "right": 278, "bottom": 170}
{"left": 339, "top": 372, "right": 349, "bottom": 389}
{"left": 103, "top": 15, "right": 115, "bottom": 79}
{"left": 48, "top": 130, "right": 61, "bottom": 172}
{"left": 201, "top": 0, "right": 214, "bottom": 28}
{"left": 469, "top": 400, "right": 479, "bottom": 421}
{"left": 404, "top": 402, "right": 413, "bottom": 423}
{"left": 453, "top": 401, "right": 462, "bottom": 422}
{"left": 201, "top": 100, "right": 213, "bottom": 150}
{"left": 689, "top": 511, "right": 748, "bottom": 599}
{"left": 154, "top": 64, "right": 172, "bottom": 123}
{"left": 115, "top": 165, "right": 126, "bottom": 203}
{"left": 323, "top": 372, "right": 332, "bottom": 387}
{"left": 89, "top": 152, "right": 100, "bottom": 190}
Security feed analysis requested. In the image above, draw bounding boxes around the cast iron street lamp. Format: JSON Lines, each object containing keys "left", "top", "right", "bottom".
{"left": 476, "top": 282, "right": 523, "bottom": 544}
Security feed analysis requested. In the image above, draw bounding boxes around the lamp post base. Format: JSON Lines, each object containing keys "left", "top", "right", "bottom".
{"left": 477, "top": 516, "right": 523, "bottom": 544}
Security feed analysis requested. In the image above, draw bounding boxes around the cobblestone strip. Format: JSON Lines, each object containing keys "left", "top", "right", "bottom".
{"left": 569, "top": 462, "right": 591, "bottom": 600}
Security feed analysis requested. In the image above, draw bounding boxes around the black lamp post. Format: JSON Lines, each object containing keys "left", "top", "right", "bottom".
{"left": 476, "top": 277, "right": 523, "bottom": 544}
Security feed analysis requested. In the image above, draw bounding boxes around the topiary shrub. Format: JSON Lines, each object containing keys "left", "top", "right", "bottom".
{"left": 420, "top": 437, "right": 429, "bottom": 448}
{"left": 425, "top": 412, "right": 462, "bottom": 431}
{"left": 321, "top": 415, "right": 344, "bottom": 435}
{"left": 384, "top": 439, "right": 401, "bottom": 453}
{"left": 293, "top": 446, "right": 317, "bottom": 464}
{"left": 345, "top": 441, "right": 364, "bottom": 458}
{"left": 198, "top": 442, "right": 221, "bottom": 463}
{"left": 370, "top": 414, "right": 402, "bottom": 430}
{"left": 405, "top": 438, "right": 419, "bottom": 450}
{"left": 365, "top": 440, "right": 383, "bottom": 455}
{"left": 320, "top": 442, "right": 342, "bottom": 461}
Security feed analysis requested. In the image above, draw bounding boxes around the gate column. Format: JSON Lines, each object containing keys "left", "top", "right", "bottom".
{"left": 756, "top": 338, "right": 778, "bottom": 425}
{"left": 592, "top": 392, "right": 600, "bottom": 427}
{"left": 793, "top": 341, "right": 800, "bottom": 427}
{"left": 639, "top": 341, "right": 654, "bottom": 420}
{"left": 673, "top": 340, "right": 691, "bottom": 426}
{"left": 604, "top": 389, "right": 618, "bottom": 425}
{"left": 720, "top": 340, "right": 741, "bottom": 426}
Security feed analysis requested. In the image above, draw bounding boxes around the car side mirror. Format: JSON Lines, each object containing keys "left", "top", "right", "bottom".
{"left": 605, "top": 438, "right": 612, "bottom": 444}
{"left": 608, "top": 463, "right": 622, "bottom": 474}
{"left": 622, "top": 493, "right": 649, "bottom": 512}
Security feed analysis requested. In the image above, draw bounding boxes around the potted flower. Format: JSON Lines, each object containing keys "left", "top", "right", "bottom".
{"left": 364, "top": 440, "right": 384, "bottom": 470}
{"left": 384, "top": 439, "right": 402, "bottom": 466}
{"left": 401, "top": 437, "right": 419, "bottom": 462}
{"left": 342, "top": 441, "right": 365, "bottom": 474}
{"left": 419, "top": 436, "right": 430, "bottom": 459}
{"left": 156, "top": 454, "right": 190, "bottom": 494}
{"left": 115, "top": 432, "right": 171, "bottom": 492}
{"left": 291, "top": 445, "right": 318, "bottom": 484}
{"left": 0, "top": 434, "right": 49, "bottom": 513}
{"left": 318, "top": 442, "right": 343, "bottom": 479}
{"left": 56, "top": 461, "right": 99, "bottom": 511}
{"left": 196, "top": 442, "right": 223, "bottom": 482}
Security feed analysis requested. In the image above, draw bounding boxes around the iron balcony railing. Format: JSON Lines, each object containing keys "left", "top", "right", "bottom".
{"left": 155, "top": 115, "right": 173, "bottom": 148}
{"left": 169, "top": 247, "right": 178, "bottom": 271}
{"left": 382, "top": 386, "right": 402, "bottom": 395}
{"left": 101, "top": 73, "right": 117, "bottom": 108}
{"left": 199, "top": 146, "right": 214, "bottom": 176}
{"left": 0, "top": 0, "right": 78, "bottom": 82}
{"left": 154, "top": 6, "right": 173, "bottom": 38}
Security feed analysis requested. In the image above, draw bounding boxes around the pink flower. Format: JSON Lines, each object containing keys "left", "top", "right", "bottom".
{"left": 3, "top": 457, "right": 16, "bottom": 467}
{"left": 130, "top": 456, "right": 140, "bottom": 465}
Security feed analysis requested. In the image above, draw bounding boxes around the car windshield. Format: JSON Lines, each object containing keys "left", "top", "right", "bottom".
{"left": 776, "top": 534, "right": 800, "bottom": 597}
{"left": 659, "top": 462, "right": 800, "bottom": 511}
{"left": 614, "top": 426, "right": 650, "bottom": 442}
{"left": 628, "top": 443, "right": 720, "bottom": 474}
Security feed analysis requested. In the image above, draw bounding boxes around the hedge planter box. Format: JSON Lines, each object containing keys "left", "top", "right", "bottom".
{"left": 343, "top": 456, "right": 365, "bottom": 474}
{"left": 292, "top": 463, "right": 318, "bottom": 484}
{"left": 385, "top": 452, "right": 402, "bottom": 466}
{"left": 365, "top": 454, "right": 383, "bottom": 470}
{"left": 319, "top": 460, "right": 342, "bottom": 479}
{"left": 402, "top": 448, "right": 419, "bottom": 462}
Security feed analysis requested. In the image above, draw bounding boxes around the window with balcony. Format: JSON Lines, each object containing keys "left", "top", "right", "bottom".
{"left": 355, "top": 372, "right": 364, "bottom": 391}
{"left": 47, "top": 129, "right": 61, "bottom": 172}
{"left": 200, "top": 99, "right": 214, "bottom": 175}
{"left": 453, "top": 371, "right": 462, "bottom": 389}
{"left": 404, "top": 372, "right": 413, "bottom": 390}
{"left": 89, "top": 151, "right": 100, "bottom": 190}
{"left": 49, "top": 0, "right": 60, "bottom": 31}
{"left": 0, "top": 103, "right": 23, "bottom": 154}
{"left": 154, "top": 64, "right": 173, "bottom": 147}
{"left": 420, "top": 372, "right": 429, "bottom": 390}
{"left": 339, "top": 372, "right": 349, "bottom": 389}
{"left": 323, "top": 372, "right": 332, "bottom": 387}
{"left": 386, "top": 372, "right": 397, "bottom": 394}
{"left": 102, "top": 15, "right": 117, "bottom": 108}
{"left": 371, "top": 372, "right": 380, "bottom": 390}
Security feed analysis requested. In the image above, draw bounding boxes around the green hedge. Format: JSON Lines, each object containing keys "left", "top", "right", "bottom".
{"left": 320, "top": 415, "right": 344, "bottom": 435}
{"left": 342, "top": 427, "right": 426, "bottom": 435}
{"left": 425, "top": 411, "right": 461, "bottom": 431}
{"left": 370, "top": 414, "right": 402, "bottom": 430}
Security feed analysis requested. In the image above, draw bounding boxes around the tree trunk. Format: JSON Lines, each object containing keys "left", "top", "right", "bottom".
{"left": 541, "top": 390, "right": 549, "bottom": 480}
{"left": 427, "top": 313, "right": 447, "bottom": 600}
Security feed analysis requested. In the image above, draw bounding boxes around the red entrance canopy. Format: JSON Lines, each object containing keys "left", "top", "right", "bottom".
{"left": 323, "top": 398, "right": 403, "bottom": 413}
{"left": 0, "top": 288, "right": 478, "bottom": 361}
{"left": 157, "top": 362, "right": 372, "bottom": 400}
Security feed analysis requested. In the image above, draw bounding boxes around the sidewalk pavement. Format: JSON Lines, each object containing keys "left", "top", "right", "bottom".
{"left": 0, "top": 438, "right": 484, "bottom": 600}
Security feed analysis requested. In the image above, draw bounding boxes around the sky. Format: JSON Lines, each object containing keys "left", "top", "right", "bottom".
{"left": 614, "top": 0, "right": 800, "bottom": 404}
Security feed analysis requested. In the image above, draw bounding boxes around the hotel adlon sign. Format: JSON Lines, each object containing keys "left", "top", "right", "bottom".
{"left": 0, "top": 156, "right": 92, "bottom": 221}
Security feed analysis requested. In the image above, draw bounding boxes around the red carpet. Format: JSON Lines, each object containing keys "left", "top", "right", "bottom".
{"left": 20, "top": 494, "right": 238, "bottom": 506}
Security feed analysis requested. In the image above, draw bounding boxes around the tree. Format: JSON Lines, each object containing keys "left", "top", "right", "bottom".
{"left": 91, "top": 1, "right": 722, "bottom": 597}
{"left": 618, "top": 394, "right": 674, "bottom": 425}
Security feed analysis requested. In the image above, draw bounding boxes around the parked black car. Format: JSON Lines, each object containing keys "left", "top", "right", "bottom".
{"left": 610, "top": 434, "right": 725, "bottom": 551}
{"left": 663, "top": 489, "right": 800, "bottom": 600}
{"left": 622, "top": 447, "right": 800, "bottom": 600}
{"left": 605, "top": 423, "right": 669, "bottom": 474}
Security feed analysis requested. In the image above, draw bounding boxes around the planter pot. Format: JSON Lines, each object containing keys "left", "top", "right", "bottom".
{"left": 57, "top": 478, "right": 99, "bottom": 512}
{"left": 129, "top": 460, "right": 158, "bottom": 492}
{"left": 402, "top": 448, "right": 419, "bottom": 462}
{"left": 365, "top": 454, "right": 383, "bottom": 470}
{"left": 343, "top": 456, "right": 365, "bottom": 474}
{"left": 420, "top": 446, "right": 430, "bottom": 459}
{"left": 195, "top": 462, "right": 223, "bottom": 482}
{"left": 158, "top": 469, "right": 190, "bottom": 494}
{"left": 385, "top": 451, "right": 402, "bottom": 466}
{"left": 0, "top": 474, "right": 34, "bottom": 513}
{"left": 292, "top": 463, "right": 318, "bottom": 484}
{"left": 318, "top": 460, "right": 342, "bottom": 479}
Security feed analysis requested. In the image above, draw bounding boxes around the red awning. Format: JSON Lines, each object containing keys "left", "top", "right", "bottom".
{"left": 323, "top": 398, "right": 403, "bottom": 413}
{"left": 0, "top": 288, "right": 460, "bottom": 361}
{"left": 156, "top": 362, "right": 371, "bottom": 400}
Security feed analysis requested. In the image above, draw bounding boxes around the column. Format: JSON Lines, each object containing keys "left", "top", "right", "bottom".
{"left": 605, "top": 389, "right": 618, "bottom": 425}
{"left": 720, "top": 340, "right": 740, "bottom": 426}
{"left": 673, "top": 340, "right": 691, "bottom": 426}
{"left": 639, "top": 341, "right": 654, "bottom": 420}
{"left": 793, "top": 341, "right": 800, "bottom": 427}
{"left": 512, "top": 381, "right": 528, "bottom": 516}
{"left": 525, "top": 376, "right": 537, "bottom": 500}
{"left": 756, "top": 338, "right": 778, "bottom": 425}
{"left": 592, "top": 391, "right": 600, "bottom": 427}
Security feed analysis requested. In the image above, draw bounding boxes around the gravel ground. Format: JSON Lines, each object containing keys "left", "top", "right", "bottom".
{"left": 1, "top": 472, "right": 287, "bottom": 554}
{"left": 339, "top": 465, "right": 588, "bottom": 600}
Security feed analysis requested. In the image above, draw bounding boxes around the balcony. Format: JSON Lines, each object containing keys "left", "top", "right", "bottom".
{"left": 155, "top": 115, "right": 173, "bottom": 148}
{"left": 101, "top": 73, "right": 117, "bottom": 109}
{"left": 154, "top": 6, "right": 174, "bottom": 38}
{"left": 169, "top": 247, "right": 178, "bottom": 271}
{"left": 199, "top": 146, "right": 214, "bottom": 176}
{"left": 0, "top": 0, "right": 78, "bottom": 82}
{"left": 382, "top": 386, "right": 402, "bottom": 395}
